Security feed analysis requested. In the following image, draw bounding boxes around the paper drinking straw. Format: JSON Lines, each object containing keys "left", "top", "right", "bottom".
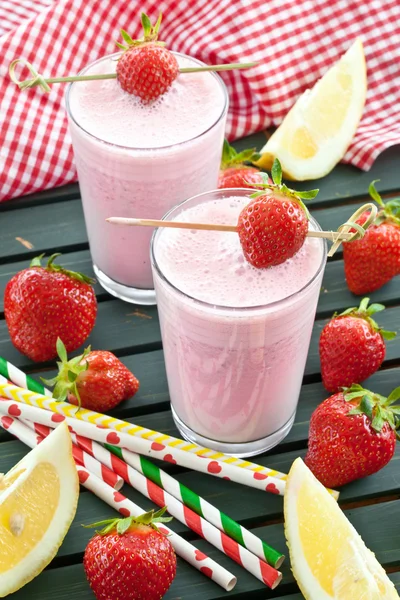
{"left": 0, "top": 361, "right": 290, "bottom": 479}
{"left": 70, "top": 433, "right": 283, "bottom": 582}
{"left": 20, "top": 419, "right": 124, "bottom": 491}
{"left": 0, "top": 395, "right": 286, "bottom": 496}
{"left": 0, "top": 369, "right": 339, "bottom": 500}
{"left": 21, "top": 421, "right": 277, "bottom": 588}
{"left": 1, "top": 413, "right": 123, "bottom": 491}
{"left": 0, "top": 413, "right": 236, "bottom": 592}
{"left": 101, "top": 441, "right": 284, "bottom": 568}
{"left": 75, "top": 466, "right": 237, "bottom": 592}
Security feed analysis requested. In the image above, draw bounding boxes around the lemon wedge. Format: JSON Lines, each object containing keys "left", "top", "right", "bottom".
{"left": 0, "top": 422, "right": 79, "bottom": 597}
{"left": 284, "top": 458, "right": 399, "bottom": 599}
{"left": 256, "top": 38, "right": 367, "bottom": 180}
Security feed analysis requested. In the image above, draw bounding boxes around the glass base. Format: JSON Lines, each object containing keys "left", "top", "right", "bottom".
{"left": 171, "top": 406, "right": 296, "bottom": 458}
{"left": 93, "top": 264, "right": 156, "bottom": 305}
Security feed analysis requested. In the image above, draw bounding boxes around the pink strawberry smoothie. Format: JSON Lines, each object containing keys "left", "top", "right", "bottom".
{"left": 151, "top": 190, "right": 326, "bottom": 455}
{"left": 66, "top": 53, "right": 228, "bottom": 304}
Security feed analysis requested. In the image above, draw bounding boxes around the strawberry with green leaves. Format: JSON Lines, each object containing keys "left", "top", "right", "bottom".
{"left": 116, "top": 14, "right": 179, "bottom": 102}
{"left": 4, "top": 254, "right": 97, "bottom": 363}
{"left": 218, "top": 140, "right": 266, "bottom": 189}
{"left": 237, "top": 158, "right": 318, "bottom": 268}
{"left": 305, "top": 384, "right": 400, "bottom": 488}
{"left": 43, "top": 339, "right": 139, "bottom": 412}
{"left": 319, "top": 298, "right": 396, "bottom": 392}
{"left": 83, "top": 508, "right": 176, "bottom": 600}
{"left": 343, "top": 180, "right": 400, "bottom": 295}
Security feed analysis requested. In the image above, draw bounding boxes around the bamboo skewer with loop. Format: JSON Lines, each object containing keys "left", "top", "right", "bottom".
{"left": 107, "top": 202, "right": 378, "bottom": 255}
{"left": 8, "top": 57, "right": 258, "bottom": 93}
{"left": 327, "top": 202, "right": 377, "bottom": 257}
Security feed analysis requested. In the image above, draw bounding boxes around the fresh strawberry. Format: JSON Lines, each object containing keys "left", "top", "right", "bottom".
{"left": 218, "top": 140, "right": 266, "bottom": 189}
{"left": 43, "top": 339, "right": 139, "bottom": 412}
{"left": 116, "top": 14, "right": 179, "bottom": 102}
{"left": 343, "top": 180, "right": 400, "bottom": 294}
{"left": 83, "top": 508, "right": 176, "bottom": 600}
{"left": 4, "top": 254, "right": 97, "bottom": 363}
{"left": 237, "top": 158, "right": 318, "bottom": 268}
{"left": 305, "top": 384, "right": 400, "bottom": 487}
{"left": 319, "top": 298, "right": 396, "bottom": 392}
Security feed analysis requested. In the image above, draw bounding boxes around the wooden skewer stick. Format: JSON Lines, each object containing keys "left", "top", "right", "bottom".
{"left": 106, "top": 217, "right": 356, "bottom": 243}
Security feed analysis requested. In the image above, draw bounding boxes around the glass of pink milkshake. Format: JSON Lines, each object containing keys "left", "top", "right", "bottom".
{"left": 66, "top": 53, "right": 228, "bottom": 304}
{"left": 151, "top": 189, "right": 327, "bottom": 457}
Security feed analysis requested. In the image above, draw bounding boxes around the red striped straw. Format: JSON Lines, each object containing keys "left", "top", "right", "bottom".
{"left": 69, "top": 432, "right": 282, "bottom": 588}
{"left": 0, "top": 414, "right": 237, "bottom": 591}
{"left": 0, "top": 412, "right": 123, "bottom": 490}
{"left": 21, "top": 419, "right": 124, "bottom": 491}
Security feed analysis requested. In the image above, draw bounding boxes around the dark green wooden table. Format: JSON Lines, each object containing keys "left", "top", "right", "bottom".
{"left": 1, "top": 134, "right": 400, "bottom": 599}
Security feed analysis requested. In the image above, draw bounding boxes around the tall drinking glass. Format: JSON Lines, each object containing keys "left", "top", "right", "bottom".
{"left": 151, "top": 189, "right": 327, "bottom": 457}
{"left": 66, "top": 53, "right": 228, "bottom": 305}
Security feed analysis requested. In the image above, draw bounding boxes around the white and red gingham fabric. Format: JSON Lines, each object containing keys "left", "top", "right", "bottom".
{"left": 0, "top": 0, "right": 399, "bottom": 202}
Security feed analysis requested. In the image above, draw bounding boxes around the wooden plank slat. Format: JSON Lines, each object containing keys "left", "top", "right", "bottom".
{"left": 1, "top": 139, "right": 398, "bottom": 218}
{"left": 0, "top": 200, "right": 87, "bottom": 262}
{"left": 0, "top": 301, "right": 161, "bottom": 370}
{"left": 1, "top": 167, "right": 399, "bottom": 265}
{"left": 2, "top": 293, "right": 400, "bottom": 378}
{"left": 0, "top": 184, "right": 80, "bottom": 213}
{"left": 1, "top": 249, "right": 400, "bottom": 318}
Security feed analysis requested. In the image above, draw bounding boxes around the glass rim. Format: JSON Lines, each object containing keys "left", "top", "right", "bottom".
{"left": 65, "top": 51, "right": 229, "bottom": 152}
{"left": 150, "top": 188, "right": 328, "bottom": 313}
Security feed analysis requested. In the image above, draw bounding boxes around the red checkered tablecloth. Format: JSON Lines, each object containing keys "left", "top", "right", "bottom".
{"left": 0, "top": 0, "right": 399, "bottom": 202}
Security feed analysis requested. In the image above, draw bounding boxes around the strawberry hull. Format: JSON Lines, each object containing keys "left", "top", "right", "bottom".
{"left": 151, "top": 189, "right": 327, "bottom": 457}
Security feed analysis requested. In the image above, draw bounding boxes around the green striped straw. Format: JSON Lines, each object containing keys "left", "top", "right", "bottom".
{"left": 0, "top": 357, "right": 53, "bottom": 396}
{"left": 0, "top": 356, "right": 284, "bottom": 568}
{"left": 106, "top": 443, "right": 284, "bottom": 568}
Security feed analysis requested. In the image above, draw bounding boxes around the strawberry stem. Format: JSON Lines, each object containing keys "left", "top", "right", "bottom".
{"left": 82, "top": 507, "right": 173, "bottom": 535}
{"left": 344, "top": 384, "right": 400, "bottom": 434}
{"left": 9, "top": 58, "right": 258, "bottom": 93}
{"left": 337, "top": 297, "right": 396, "bottom": 340}
{"left": 221, "top": 139, "right": 261, "bottom": 169}
{"left": 29, "top": 253, "right": 95, "bottom": 284}
{"left": 41, "top": 337, "right": 90, "bottom": 407}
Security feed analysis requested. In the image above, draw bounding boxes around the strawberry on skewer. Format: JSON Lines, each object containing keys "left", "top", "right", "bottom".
{"left": 319, "top": 298, "right": 396, "bottom": 392}
{"left": 115, "top": 14, "right": 179, "bottom": 102}
{"left": 305, "top": 384, "right": 400, "bottom": 488}
{"left": 343, "top": 180, "right": 400, "bottom": 294}
{"left": 218, "top": 140, "right": 267, "bottom": 189}
{"left": 9, "top": 13, "right": 257, "bottom": 100}
{"left": 237, "top": 158, "right": 318, "bottom": 268}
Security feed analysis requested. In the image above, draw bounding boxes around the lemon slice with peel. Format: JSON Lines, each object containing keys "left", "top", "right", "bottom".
{"left": 256, "top": 39, "right": 367, "bottom": 180}
{"left": 284, "top": 458, "right": 399, "bottom": 599}
{"left": 0, "top": 422, "right": 79, "bottom": 597}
